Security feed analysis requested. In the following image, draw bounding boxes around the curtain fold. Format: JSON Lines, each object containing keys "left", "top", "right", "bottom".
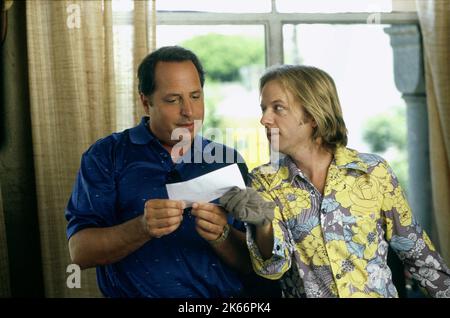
{"left": 26, "top": 0, "right": 115, "bottom": 297}
{"left": 417, "top": 0, "right": 450, "bottom": 264}
{"left": 133, "top": 0, "right": 156, "bottom": 123}
{"left": 0, "top": 184, "right": 11, "bottom": 297}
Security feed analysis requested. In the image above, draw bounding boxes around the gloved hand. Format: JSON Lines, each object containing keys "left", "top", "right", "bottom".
{"left": 219, "top": 187, "right": 276, "bottom": 226}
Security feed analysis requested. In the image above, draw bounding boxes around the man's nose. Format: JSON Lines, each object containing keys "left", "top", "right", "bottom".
{"left": 260, "top": 111, "right": 274, "bottom": 126}
{"left": 180, "top": 98, "right": 193, "bottom": 117}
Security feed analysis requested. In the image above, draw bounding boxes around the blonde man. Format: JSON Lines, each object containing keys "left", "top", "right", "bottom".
{"left": 221, "top": 65, "right": 450, "bottom": 298}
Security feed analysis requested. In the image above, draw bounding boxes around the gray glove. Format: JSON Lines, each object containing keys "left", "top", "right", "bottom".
{"left": 219, "top": 186, "right": 276, "bottom": 226}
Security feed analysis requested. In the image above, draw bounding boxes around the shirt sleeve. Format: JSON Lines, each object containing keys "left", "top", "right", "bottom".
{"left": 65, "top": 139, "right": 118, "bottom": 240}
{"left": 381, "top": 161, "right": 450, "bottom": 298}
{"left": 245, "top": 172, "right": 293, "bottom": 280}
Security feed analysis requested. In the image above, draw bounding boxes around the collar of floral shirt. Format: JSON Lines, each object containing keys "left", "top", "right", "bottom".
{"left": 252, "top": 147, "right": 370, "bottom": 192}
{"left": 283, "top": 147, "right": 369, "bottom": 183}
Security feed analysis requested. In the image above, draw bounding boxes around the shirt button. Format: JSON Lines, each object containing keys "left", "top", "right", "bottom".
{"left": 336, "top": 274, "right": 342, "bottom": 279}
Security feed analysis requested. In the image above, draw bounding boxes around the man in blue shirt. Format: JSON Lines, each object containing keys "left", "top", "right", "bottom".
{"left": 65, "top": 46, "right": 258, "bottom": 297}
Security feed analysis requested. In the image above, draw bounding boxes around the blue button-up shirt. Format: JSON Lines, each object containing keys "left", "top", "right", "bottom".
{"left": 65, "top": 117, "right": 248, "bottom": 298}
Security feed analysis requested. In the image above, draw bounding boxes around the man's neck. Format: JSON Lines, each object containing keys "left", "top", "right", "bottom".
{"left": 290, "top": 142, "right": 333, "bottom": 189}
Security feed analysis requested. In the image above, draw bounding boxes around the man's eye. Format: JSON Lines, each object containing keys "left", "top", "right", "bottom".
{"left": 165, "top": 98, "right": 178, "bottom": 103}
{"left": 191, "top": 95, "right": 201, "bottom": 100}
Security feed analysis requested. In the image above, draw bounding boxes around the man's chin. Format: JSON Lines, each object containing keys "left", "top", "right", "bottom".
{"left": 171, "top": 127, "right": 195, "bottom": 142}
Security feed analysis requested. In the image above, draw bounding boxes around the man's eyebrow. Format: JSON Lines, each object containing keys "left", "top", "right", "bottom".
{"left": 163, "top": 90, "right": 202, "bottom": 96}
{"left": 163, "top": 93, "right": 181, "bottom": 97}
{"left": 260, "top": 99, "right": 285, "bottom": 107}
{"left": 269, "top": 99, "right": 285, "bottom": 104}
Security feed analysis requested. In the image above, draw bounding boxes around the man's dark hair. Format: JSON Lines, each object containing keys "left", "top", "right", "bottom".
{"left": 137, "top": 46, "right": 205, "bottom": 96}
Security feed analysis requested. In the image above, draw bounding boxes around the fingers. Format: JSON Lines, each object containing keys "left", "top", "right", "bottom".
{"left": 151, "top": 207, "right": 184, "bottom": 219}
{"left": 191, "top": 203, "right": 227, "bottom": 240}
{"left": 191, "top": 203, "right": 226, "bottom": 224}
{"left": 191, "top": 202, "right": 216, "bottom": 212}
{"left": 151, "top": 215, "right": 183, "bottom": 228}
{"left": 143, "top": 199, "right": 185, "bottom": 238}
{"left": 195, "top": 226, "right": 223, "bottom": 241}
{"left": 145, "top": 199, "right": 185, "bottom": 210}
{"left": 145, "top": 199, "right": 185, "bottom": 218}
{"left": 150, "top": 222, "right": 182, "bottom": 239}
{"left": 195, "top": 219, "right": 223, "bottom": 238}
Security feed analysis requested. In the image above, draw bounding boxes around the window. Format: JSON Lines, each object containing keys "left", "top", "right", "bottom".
{"left": 112, "top": 0, "right": 418, "bottom": 175}
{"left": 277, "top": 0, "right": 392, "bottom": 13}
{"left": 156, "top": 0, "right": 271, "bottom": 13}
{"left": 284, "top": 23, "right": 408, "bottom": 187}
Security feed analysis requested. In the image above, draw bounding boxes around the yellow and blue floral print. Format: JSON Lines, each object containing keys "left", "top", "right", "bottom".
{"left": 246, "top": 147, "right": 450, "bottom": 298}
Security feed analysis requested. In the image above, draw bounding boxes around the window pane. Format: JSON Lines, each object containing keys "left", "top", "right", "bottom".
{"left": 277, "top": 0, "right": 392, "bottom": 13}
{"left": 112, "top": 0, "right": 133, "bottom": 12}
{"left": 157, "top": 25, "right": 268, "bottom": 169}
{"left": 283, "top": 24, "right": 408, "bottom": 189}
{"left": 157, "top": 0, "right": 271, "bottom": 13}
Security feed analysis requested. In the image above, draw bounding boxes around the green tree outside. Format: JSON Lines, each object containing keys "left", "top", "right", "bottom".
{"left": 362, "top": 106, "right": 408, "bottom": 193}
{"left": 182, "top": 33, "right": 264, "bottom": 82}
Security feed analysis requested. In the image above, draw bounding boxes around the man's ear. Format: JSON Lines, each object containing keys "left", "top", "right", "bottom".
{"left": 140, "top": 93, "right": 152, "bottom": 114}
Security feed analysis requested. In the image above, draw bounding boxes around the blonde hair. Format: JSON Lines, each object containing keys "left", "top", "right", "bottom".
{"left": 260, "top": 65, "right": 348, "bottom": 152}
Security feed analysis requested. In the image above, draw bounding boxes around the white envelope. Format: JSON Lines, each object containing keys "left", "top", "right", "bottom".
{"left": 166, "top": 164, "right": 246, "bottom": 207}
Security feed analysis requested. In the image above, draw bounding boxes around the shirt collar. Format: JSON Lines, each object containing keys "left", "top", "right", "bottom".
{"left": 284, "top": 156, "right": 305, "bottom": 184}
{"left": 284, "top": 146, "right": 368, "bottom": 183}
{"left": 129, "top": 116, "right": 155, "bottom": 145}
{"left": 129, "top": 117, "right": 212, "bottom": 159}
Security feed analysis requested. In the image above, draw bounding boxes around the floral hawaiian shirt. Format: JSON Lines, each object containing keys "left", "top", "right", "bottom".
{"left": 246, "top": 147, "right": 450, "bottom": 298}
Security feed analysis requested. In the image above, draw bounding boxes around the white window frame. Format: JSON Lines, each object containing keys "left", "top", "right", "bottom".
{"left": 113, "top": 0, "right": 418, "bottom": 66}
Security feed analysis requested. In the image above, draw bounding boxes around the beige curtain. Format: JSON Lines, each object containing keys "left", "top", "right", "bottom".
{"left": 133, "top": 0, "right": 156, "bottom": 122}
{"left": 417, "top": 0, "right": 450, "bottom": 265}
{"left": 26, "top": 0, "right": 156, "bottom": 297}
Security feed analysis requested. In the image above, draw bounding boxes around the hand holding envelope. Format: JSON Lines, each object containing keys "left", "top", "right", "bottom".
{"left": 166, "top": 164, "right": 246, "bottom": 207}
{"left": 166, "top": 164, "right": 275, "bottom": 226}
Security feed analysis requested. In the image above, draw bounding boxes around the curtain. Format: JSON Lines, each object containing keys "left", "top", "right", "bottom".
{"left": 133, "top": 0, "right": 156, "bottom": 123}
{"left": 0, "top": 0, "right": 12, "bottom": 298}
{"left": 0, "top": 184, "right": 11, "bottom": 297}
{"left": 417, "top": 0, "right": 450, "bottom": 264}
{"left": 25, "top": 0, "right": 156, "bottom": 297}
